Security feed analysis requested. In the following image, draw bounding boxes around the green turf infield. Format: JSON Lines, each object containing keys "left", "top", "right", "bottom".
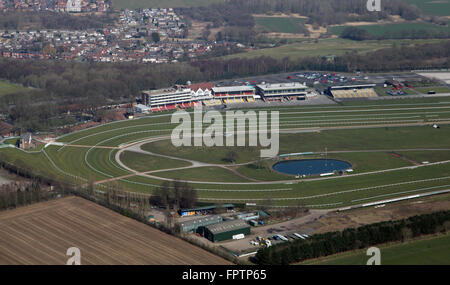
{"left": 120, "top": 150, "right": 190, "bottom": 172}
{"left": 142, "top": 126, "right": 450, "bottom": 165}
{"left": 152, "top": 166, "right": 252, "bottom": 182}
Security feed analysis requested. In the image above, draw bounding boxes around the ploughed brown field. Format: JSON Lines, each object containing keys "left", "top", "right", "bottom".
{"left": 0, "top": 196, "right": 231, "bottom": 265}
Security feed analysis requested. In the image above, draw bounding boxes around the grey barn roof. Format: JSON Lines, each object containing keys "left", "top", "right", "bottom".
{"left": 180, "top": 215, "right": 223, "bottom": 228}
{"left": 205, "top": 219, "right": 249, "bottom": 235}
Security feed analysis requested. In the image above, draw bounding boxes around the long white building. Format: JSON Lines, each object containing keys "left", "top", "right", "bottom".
{"left": 142, "top": 87, "right": 193, "bottom": 110}
{"left": 256, "top": 82, "right": 307, "bottom": 101}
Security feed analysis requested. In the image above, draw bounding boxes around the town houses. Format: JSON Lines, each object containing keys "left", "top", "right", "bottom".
{"left": 0, "top": 0, "right": 110, "bottom": 13}
{"left": 119, "top": 8, "right": 187, "bottom": 38}
{"left": 0, "top": 8, "right": 225, "bottom": 63}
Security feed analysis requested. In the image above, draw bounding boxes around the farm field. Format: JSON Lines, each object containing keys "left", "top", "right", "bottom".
{"left": 0, "top": 196, "right": 231, "bottom": 265}
{"left": 0, "top": 80, "right": 30, "bottom": 97}
{"left": 111, "top": 0, "right": 224, "bottom": 10}
{"left": 403, "top": 0, "right": 450, "bottom": 16}
{"left": 1, "top": 97, "right": 450, "bottom": 207}
{"left": 255, "top": 16, "right": 307, "bottom": 34}
{"left": 329, "top": 22, "right": 450, "bottom": 37}
{"left": 301, "top": 234, "right": 450, "bottom": 265}
{"left": 222, "top": 38, "right": 448, "bottom": 60}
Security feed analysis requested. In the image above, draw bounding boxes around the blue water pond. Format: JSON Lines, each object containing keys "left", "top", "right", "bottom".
{"left": 273, "top": 159, "right": 352, "bottom": 176}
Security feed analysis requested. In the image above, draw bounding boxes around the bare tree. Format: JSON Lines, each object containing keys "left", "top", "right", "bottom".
{"left": 225, "top": 151, "right": 239, "bottom": 163}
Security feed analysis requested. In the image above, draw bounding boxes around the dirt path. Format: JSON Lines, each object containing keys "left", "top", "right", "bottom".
{"left": 391, "top": 152, "right": 421, "bottom": 166}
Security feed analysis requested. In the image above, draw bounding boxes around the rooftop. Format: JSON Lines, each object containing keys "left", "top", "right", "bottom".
{"left": 180, "top": 215, "right": 223, "bottom": 228}
{"left": 256, "top": 82, "right": 307, "bottom": 91}
{"left": 180, "top": 204, "right": 235, "bottom": 213}
{"left": 205, "top": 219, "right": 250, "bottom": 234}
{"left": 142, "top": 87, "right": 191, "bottom": 95}
{"left": 330, "top": 84, "right": 376, "bottom": 90}
{"left": 188, "top": 82, "right": 214, "bottom": 91}
{"left": 212, "top": 86, "right": 254, "bottom": 93}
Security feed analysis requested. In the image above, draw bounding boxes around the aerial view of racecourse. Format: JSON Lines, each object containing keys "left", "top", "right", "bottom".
{"left": 0, "top": 0, "right": 449, "bottom": 279}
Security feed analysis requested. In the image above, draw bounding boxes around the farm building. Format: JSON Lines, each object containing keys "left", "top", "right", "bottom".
{"left": 178, "top": 215, "right": 223, "bottom": 233}
{"left": 237, "top": 212, "right": 260, "bottom": 221}
{"left": 202, "top": 220, "right": 251, "bottom": 242}
{"left": 178, "top": 204, "right": 235, "bottom": 217}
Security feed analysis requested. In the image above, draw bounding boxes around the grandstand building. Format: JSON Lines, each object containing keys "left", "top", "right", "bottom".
{"left": 188, "top": 82, "right": 214, "bottom": 103}
{"left": 328, "top": 84, "right": 378, "bottom": 99}
{"left": 141, "top": 87, "right": 198, "bottom": 112}
{"left": 256, "top": 82, "right": 307, "bottom": 101}
{"left": 211, "top": 86, "right": 256, "bottom": 105}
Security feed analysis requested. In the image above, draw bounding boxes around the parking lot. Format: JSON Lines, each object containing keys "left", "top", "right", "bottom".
{"left": 219, "top": 209, "right": 328, "bottom": 254}
{"left": 215, "top": 71, "right": 426, "bottom": 89}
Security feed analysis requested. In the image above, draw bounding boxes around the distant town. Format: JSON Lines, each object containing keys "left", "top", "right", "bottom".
{"left": 0, "top": 7, "right": 237, "bottom": 62}
{"left": 0, "top": 0, "right": 110, "bottom": 13}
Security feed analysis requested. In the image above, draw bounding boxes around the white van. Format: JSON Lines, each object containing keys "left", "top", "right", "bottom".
{"left": 294, "top": 233, "right": 306, "bottom": 240}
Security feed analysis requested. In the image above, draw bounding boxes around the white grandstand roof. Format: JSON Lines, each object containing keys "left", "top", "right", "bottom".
{"left": 330, "top": 84, "right": 376, "bottom": 89}
{"left": 212, "top": 86, "right": 254, "bottom": 93}
{"left": 256, "top": 82, "right": 306, "bottom": 91}
{"left": 142, "top": 88, "right": 191, "bottom": 95}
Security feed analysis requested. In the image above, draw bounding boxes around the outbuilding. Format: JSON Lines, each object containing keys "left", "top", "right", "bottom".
{"left": 202, "top": 220, "right": 251, "bottom": 242}
{"left": 178, "top": 215, "right": 223, "bottom": 233}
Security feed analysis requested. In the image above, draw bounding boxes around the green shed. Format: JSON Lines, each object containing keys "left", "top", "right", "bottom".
{"left": 203, "top": 220, "right": 251, "bottom": 242}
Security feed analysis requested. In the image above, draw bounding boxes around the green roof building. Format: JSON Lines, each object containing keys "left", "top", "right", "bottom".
{"left": 203, "top": 220, "right": 251, "bottom": 242}
{"left": 179, "top": 215, "right": 223, "bottom": 233}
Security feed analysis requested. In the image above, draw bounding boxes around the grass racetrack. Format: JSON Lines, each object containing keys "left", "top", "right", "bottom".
{"left": 2, "top": 97, "right": 450, "bottom": 208}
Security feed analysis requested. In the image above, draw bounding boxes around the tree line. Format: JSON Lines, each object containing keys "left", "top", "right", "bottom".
{"left": 0, "top": 155, "right": 197, "bottom": 223}
{"left": 0, "top": 11, "right": 116, "bottom": 30}
{"left": 254, "top": 210, "right": 450, "bottom": 265}
{"left": 0, "top": 180, "right": 53, "bottom": 210}
{"left": 180, "top": 0, "right": 421, "bottom": 28}
{"left": 340, "top": 26, "right": 450, "bottom": 41}
{"left": 149, "top": 180, "right": 198, "bottom": 210}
